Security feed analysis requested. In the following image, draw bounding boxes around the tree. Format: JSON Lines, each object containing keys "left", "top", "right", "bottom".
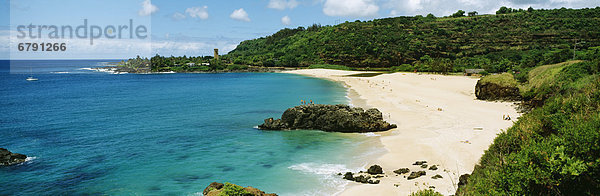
{"left": 426, "top": 13, "right": 436, "bottom": 19}
{"left": 468, "top": 11, "right": 478, "bottom": 17}
{"left": 452, "top": 10, "right": 466, "bottom": 17}
{"left": 497, "top": 6, "right": 509, "bottom": 14}
{"left": 527, "top": 7, "right": 534, "bottom": 12}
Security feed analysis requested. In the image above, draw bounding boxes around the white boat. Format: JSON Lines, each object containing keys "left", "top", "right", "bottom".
{"left": 26, "top": 68, "right": 38, "bottom": 81}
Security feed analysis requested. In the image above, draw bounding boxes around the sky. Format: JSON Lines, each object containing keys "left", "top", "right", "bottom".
{"left": 0, "top": 0, "right": 598, "bottom": 59}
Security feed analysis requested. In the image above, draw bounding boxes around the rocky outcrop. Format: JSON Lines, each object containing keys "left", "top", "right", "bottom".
{"left": 203, "top": 182, "right": 277, "bottom": 196}
{"left": 407, "top": 171, "right": 426, "bottom": 180}
{"left": 0, "top": 148, "right": 27, "bottom": 166}
{"left": 475, "top": 80, "right": 521, "bottom": 101}
{"left": 393, "top": 168, "right": 410, "bottom": 174}
{"left": 259, "top": 104, "right": 397, "bottom": 132}
{"left": 367, "top": 165, "right": 383, "bottom": 175}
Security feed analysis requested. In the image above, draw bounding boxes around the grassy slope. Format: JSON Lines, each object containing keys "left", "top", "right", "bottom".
{"left": 457, "top": 60, "right": 600, "bottom": 195}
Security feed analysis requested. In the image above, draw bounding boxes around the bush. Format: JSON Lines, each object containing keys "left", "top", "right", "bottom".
{"left": 308, "top": 64, "right": 353, "bottom": 71}
{"left": 218, "top": 183, "right": 252, "bottom": 196}
{"left": 390, "top": 64, "right": 414, "bottom": 72}
{"left": 410, "top": 189, "right": 443, "bottom": 196}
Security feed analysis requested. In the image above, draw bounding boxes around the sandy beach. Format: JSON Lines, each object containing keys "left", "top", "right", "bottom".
{"left": 284, "top": 69, "right": 520, "bottom": 195}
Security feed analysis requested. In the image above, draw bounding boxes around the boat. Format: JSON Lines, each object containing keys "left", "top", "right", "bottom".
{"left": 26, "top": 76, "right": 38, "bottom": 81}
{"left": 26, "top": 68, "right": 38, "bottom": 81}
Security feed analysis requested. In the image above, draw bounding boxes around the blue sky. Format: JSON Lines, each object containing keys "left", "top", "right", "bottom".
{"left": 1, "top": 0, "right": 598, "bottom": 59}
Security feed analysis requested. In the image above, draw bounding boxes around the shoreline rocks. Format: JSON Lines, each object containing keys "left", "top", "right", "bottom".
{"left": 259, "top": 104, "right": 397, "bottom": 132}
{"left": 0, "top": 148, "right": 27, "bottom": 166}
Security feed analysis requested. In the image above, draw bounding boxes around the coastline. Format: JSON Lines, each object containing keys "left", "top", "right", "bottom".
{"left": 284, "top": 69, "right": 520, "bottom": 195}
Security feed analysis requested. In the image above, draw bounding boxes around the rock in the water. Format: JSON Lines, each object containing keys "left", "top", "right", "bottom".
{"left": 258, "top": 104, "right": 397, "bottom": 132}
{"left": 343, "top": 172, "right": 355, "bottom": 181}
{"left": 203, "top": 182, "right": 224, "bottom": 195}
{"left": 367, "top": 165, "right": 383, "bottom": 175}
{"left": 432, "top": 174, "right": 443, "bottom": 179}
{"left": 412, "top": 161, "right": 427, "bottom": 165}
{"left": 429, "top": 165, "right": 438, "bottom": 170}
{"left": 393, "top": 168, "right": 410, "bottom": 174}
{"left": 0, "top": 148, "right": 27, "bottom": 166}
{"left": 407, "top": 171, "right": 426, "bottom": 180}
{"left": 203, "top": 182, "right": 277, "bottom": 196}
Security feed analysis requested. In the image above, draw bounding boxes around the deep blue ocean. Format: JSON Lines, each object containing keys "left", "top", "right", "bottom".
{"left": 0, "top": 60, "right": 383, "bottom": 195}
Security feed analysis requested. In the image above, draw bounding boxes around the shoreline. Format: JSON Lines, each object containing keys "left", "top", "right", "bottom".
{"left": 284, "top": 69, "right": 520, "bottom": 195}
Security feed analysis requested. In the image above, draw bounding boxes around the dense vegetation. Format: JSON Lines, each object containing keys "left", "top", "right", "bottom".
{"left": 457, "top": 57, "right": 600, "bottom": 195}
{"left": 120, "top": 55, "right": 248, "bottom": 72}
{"left": 226, "top": 7, "right": 600, "bottom": 74}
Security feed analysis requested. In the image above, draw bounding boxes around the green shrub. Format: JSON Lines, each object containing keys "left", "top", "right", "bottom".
{"left": 308, "top": 64, "right": 353, "bottom": 71}
{"left": 218, "top": 183, "right": 252, "bottom": 196}
{"left": 410, "top": 189, "right": 443, "bottom": 196}
{"left": 390, "top": 64, "right": 414, "bottom": 72}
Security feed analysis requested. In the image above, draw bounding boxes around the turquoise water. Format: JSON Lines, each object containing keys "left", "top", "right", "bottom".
{"left": 0, "top": 60, "right": 383, "bottom": 195}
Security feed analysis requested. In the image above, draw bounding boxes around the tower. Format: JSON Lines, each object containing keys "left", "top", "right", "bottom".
{"left": 214, "top": 49, "right": 219, "bottom": 60}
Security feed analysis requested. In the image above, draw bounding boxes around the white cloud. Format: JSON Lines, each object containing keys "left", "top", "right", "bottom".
{"left": 138, "top": 0, "right": 158, "bottom": 16}
{"left": 172, "top": 12, "right": 186, "bottom": 20}
{"left": 186, "top": 6, "right": 209, "bottom": 20}
{"left": 230, "top": 8, "right": 251, "bottom": 22}
{"left": 323, "top": 0, "right": 379, "bottom": 17}
{"left": 281, "top": 15, "right": 292, "bottom": 25}
{"left": 268, "top": 0, "right": 299, "bottom": 10}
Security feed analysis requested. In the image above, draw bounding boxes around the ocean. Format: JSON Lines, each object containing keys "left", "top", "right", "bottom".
{"left": 0, "top": 60, "right": 383, "bottom": 195}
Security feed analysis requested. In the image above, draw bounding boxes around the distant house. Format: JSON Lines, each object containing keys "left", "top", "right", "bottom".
{"left": 201, "top": 62, "right": 210, "bottom": 66}
{"left": 464, "top": 69, "right": 485, "bottom": 76}
{"left": 186, "top": 63, "right": 196, "bottom": 67}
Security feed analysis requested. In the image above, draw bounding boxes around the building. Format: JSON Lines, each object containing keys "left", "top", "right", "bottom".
{"left": 201, "top": 62, "right": 210, "bottom": 66}
{"left": 186, "top": 63, "right": 196, "bottom": 67}
{"left": 464, "top": 69, "right": 485, "bottom": 76}
{"left": 214, "top": 49, "right": 219, "bottom": 60}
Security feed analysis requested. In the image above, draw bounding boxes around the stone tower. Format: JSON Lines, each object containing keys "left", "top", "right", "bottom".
{"left": 214, "top": 49, "right": 219, "bottom": 60}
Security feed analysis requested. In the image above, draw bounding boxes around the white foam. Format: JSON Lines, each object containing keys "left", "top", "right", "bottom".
{"left": 288, "top": 162, "right": 362, "bottom": 196}
{"left": 253, "top": 126, "right": 259, "bottom": 129}
{"left": 51, "top": 72, "right": 70, "bottom": 74}
{"left": 360, "top": 132, "right": 379, "bottom": 137}
{"left": 78, "top": 68, "right": 95, "bottom": 71}
{"left": 25, "top": 156, "right": 37, "bottom": 162}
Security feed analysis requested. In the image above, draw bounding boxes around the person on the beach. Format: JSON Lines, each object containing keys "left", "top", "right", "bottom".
{"left": 310, "top": 100, "right": 313, "bottom": 105}
{"left": 300, "top": 100, "right": 304, "bottom": 105}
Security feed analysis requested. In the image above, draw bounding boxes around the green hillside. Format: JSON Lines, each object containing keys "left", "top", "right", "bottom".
{"left": 226, "top": 7, "right": 600, "bottom": 73}
{"left": 456, "top": 58, "right": 600, "bottom": 195}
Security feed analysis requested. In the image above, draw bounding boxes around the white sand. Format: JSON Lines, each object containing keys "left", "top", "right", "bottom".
{"left": 284, "top": 69, "right": 520, "bottom": 195}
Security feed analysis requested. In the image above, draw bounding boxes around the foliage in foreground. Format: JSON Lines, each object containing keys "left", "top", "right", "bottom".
{"left": 457, "top": 60, "right": 600, "bottom": 195}
{"left": 410, "top": 189, "right": 443, "bottom": 196}
{"left": 217, "top": 182, "right": 252, "bottom": 196}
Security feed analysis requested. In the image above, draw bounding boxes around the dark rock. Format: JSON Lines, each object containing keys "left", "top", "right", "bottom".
{"left": 337, "top": 173, "right": 342, "bottom": 175}
{"left": 353, "top": 175, "right": 371, "bottom": 183}
{"left": 421, "top": 164, "right": 428, "bottom": 168}
{"left": 368, "top": 179, "right": 380, "bottom": 184}
{"left": 407, "top": 171, "right": 426, "bottom": 180}
{"left": 343, "top": 172, "right": 355, "bottom": 181}
{"left": 412, "top": 161, "right": 427, "bottom": 165}
{"left": 0, "top": 148, "right": 27, "bottom": 166}
{"left": 203, "top": 182, "right": 223, "bottom": 195}
{"left": 367, "top": 165, "right": 383, "bottom": 175}
{"left": 429, "top": 165, "right": 438, "bottom": 170}
{"left": 393, "top": 168, "right": 410, "bottom": 174}
{"left": 432, "top": 174, "right": 443, "bottom": 179}
{"left": 475, "top": 80, "right": 521, "bottom": 101}
{"left": 258, "top": 104, "right": 397, "bottom": 132}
